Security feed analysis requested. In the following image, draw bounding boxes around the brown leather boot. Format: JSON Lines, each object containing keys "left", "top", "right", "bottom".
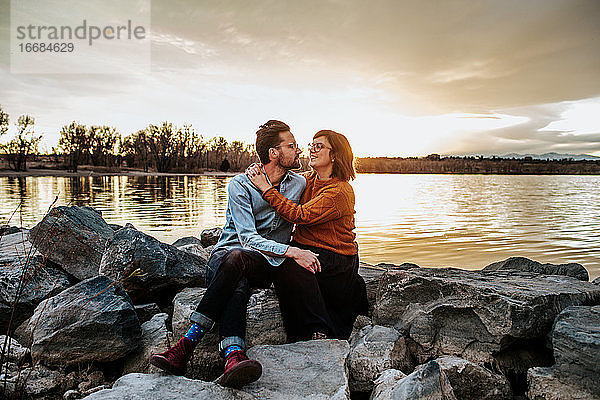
{"left": 215, "top": 349, "right": 262, "bottom": 389}
{"left": 149, "top": 337, "right": 194, "bottom": 376}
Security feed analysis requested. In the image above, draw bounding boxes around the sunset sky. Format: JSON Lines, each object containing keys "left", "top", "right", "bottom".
{"left": 1, "top": 0, "right": 599, "bottom": 157}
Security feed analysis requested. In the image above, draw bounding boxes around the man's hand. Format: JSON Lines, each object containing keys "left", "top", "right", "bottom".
{"left": 285, "top": 246, "right": 321, "bottom": 274}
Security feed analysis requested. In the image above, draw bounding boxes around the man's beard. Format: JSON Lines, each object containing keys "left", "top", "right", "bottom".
{"left": 278, "top": 155, "right": 301, "bottom": 170}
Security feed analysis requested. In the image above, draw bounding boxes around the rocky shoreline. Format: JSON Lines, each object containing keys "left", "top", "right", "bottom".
{"left": 1, "top": 206, "right": 599, "bottom": 399}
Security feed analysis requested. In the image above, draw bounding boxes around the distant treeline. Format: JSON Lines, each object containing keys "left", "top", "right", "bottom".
{"left": 355, "top": 155, "right": 600, "bottom": 174}
{"left": 0, "top": 106, "right": 256, "bottom": 173}
{"left": 2, "top": 106, "right": 599, "bottom": 174}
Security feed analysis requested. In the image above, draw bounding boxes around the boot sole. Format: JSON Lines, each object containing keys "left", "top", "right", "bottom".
{"left": 215, "top": 360, "right": 262, "bottom": 389}
{"left": 149, "top": 354, "right": 186, "bottom": 376}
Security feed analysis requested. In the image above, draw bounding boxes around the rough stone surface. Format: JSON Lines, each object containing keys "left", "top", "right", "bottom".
{"left": 245, "top": 288, "right": 287, "bottom": 347}
{"left": 243, "top": 340, "right": 351, "bottom": 400}
{"left": 175, "top": 243, "right": 211, "bottom": 263}
{"left": 550, "top": 305, "right": 600, "bottom": 397}
{"left": 99, "top": 224, "right": 206, "bottom": 302}
{"left": 81, "top": 373, "right": 255, "bottom": 400}
{"left": 370, "top": 361, "right": 456, "bottom": 400}
{"left": 64, "top": 389, "right": 80, "bottom": 400}
{"left": 170, "top": 286, "right": 286, "bottom": 380}
{"left": 0, "top": 225, "right": 23, "bottom": 236}
{"left": 359, "top": 263, "right": 419, "bottom": 316}
{"left": 134, "top": 303, "right": 162, "bottom": 324}
{"left": 436, "top": 356, "right": 512, "bottom": 400}
{"left": 370, "top": 369, "right": 407, "bottom": 399}
{"left": 592, "top": 277, "right": 600, "bottom": 285}
{"left": 0, "top": 255, "right": 71, "bottom": 332}
{"left": 526, "top": 367, "right": 595, "bottom": 400}
{"left": 200, "top": 227, "right": 222, "bottom": 247}
{"left": 0, "top": 335, "right": 29, "bottom": 364}
{"left": 29, "top": 206, "right": 114, "bottom": 280}
{"left": 123, "top": 313, "right": 171, "bottom": 374}
{"left": 26, "top": 275, "right": 141, "bottom": 366}
{"left": 172, "top": 236, "right": 202, "bottom": 247}
{"left": 108, "top": 224, "right": 123, "bottom": 231}
{"left": 1, "top": 364, "right": 64, "bottom": 397}
{"left": 347, "top": 325, "right": 402, "bottom": 392}
{"left": 373, "top": 268, "right": 600, "bottom": 368}
{"left": 0, "top": 230, "right": 40, "bottom": 264}
{"left": 483, "top": 257, "right": 589, "bottom": 281}
{"left": 78, "top": 371, "right": 105, "bottom": 393}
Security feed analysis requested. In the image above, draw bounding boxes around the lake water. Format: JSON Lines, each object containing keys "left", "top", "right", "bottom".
{"left": 1, "top": 174, "right": 598, "bottom": 279}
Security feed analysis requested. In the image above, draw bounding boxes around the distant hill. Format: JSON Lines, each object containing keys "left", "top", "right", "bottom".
{"left": 498, "top": 152, "right": 600, "bottom": 161}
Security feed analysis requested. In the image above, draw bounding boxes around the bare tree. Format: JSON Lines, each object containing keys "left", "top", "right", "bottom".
{"left": 3, "top": 115, "right": 41, "bottom": 171}
{"left": 89, "top": 125, "right": 120, "bottom": 167}
{"left": 59, "top": 122, "right": 88, "bottom": 172}
{"left": 146, "top": 122, "right": 178, "bottom": 173}
{"left": 0, "top": 106, "right": 8, "bottom": 138}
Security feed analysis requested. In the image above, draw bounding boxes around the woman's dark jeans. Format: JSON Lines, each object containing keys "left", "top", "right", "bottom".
{"left": 273, "top": 242, "right": 369, "bottom": 342}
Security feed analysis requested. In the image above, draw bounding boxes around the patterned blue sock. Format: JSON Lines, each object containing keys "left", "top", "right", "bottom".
{"left": 224, "top": 345, "right": 242, "bottom": 358}
{"left": 184, "top": 323, "right": 205, "bottom": 343}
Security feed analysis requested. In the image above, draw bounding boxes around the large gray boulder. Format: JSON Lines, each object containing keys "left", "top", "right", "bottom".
{"left": 0, "top": 335, "right": 29, "bottom": 364}
{"left": 134, "top": 302, "right": 162, "bottom": 324}
{"left": 175, "top": 243, "right": 211, "bottom": 263}
{"left": 548, "top": 305, "right": 600, "bottom": 397}
{"left": 25, "top": 275, "right": 141, "bottom": 366}
{"left": 526, "top": 367, "right": 595, "bottom": 400}
{"left": 347, "top": 325, "right": 403, "bottom": 392}
{"left": 28, "top": 206, "right": 114, "bottom": 280}
{"left": 82, "top": 373, "right": 256, "bottom": 400}
{"left": 170, "top": 286, "right": 286, "bottom": 381}
{"left": 1, "top": 363, "right": 64, "bottom": 398}
{"left": 0, "top": 225, "right": 23, "bottom": 236}
{"left": 359, "top": 263, "right": 419, "bottom": 316}
{"left": 370, "top": 361, "right": 457, "bottom": 400}
{"left": 0, "top": 230, "right": 40, "bottom": 264}
{"left": 99, "top": 224, "right": 206, "bottom": 302}
{"left": 173, "top": 236, "right": 210, "bottom": 262}
{"left": 245, "top": 288, "right": 287, "bottom": 347}
{"left": 373, "top": 268, "right": 600, "bottom": 371}
{"left": 0, "top": 255, "right": 71, "bottom": 332}
{"left": 243, "top": 340, "right": 351, "bottom": 400}
{"left": 200, "top": 227, "right": 222, "bottom": 247}
{"left": 482, "top": 256, "right": 589, "bottom": 281}
{"left": 435, "top": 356, "right": 512, "bottom": 400}
{"left": 123, "top": 313, "right": 171, "bottom": 374}
{"left": 172, "top": 236, "right": 202, "bottom": 247}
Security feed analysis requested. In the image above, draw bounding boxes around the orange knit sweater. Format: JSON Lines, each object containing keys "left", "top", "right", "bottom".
{"left": 262, "top": 171, "right": 358, "bottom": 255}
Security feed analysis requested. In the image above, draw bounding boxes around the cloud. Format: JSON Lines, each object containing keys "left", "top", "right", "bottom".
{"left": 1, "top": 0, "right": 599, "bottom": 156}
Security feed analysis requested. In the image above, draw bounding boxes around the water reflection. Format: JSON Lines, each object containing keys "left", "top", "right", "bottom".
{"left": 1, "top": 174, "right": 598, "bottom": 279}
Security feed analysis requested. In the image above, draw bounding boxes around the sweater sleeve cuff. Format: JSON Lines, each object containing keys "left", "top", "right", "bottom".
{"left": 262, "top": 186, "right": 277, "bottom": 199}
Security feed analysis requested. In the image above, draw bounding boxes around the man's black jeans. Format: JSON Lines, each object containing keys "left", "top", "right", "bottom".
{"left": 194, "top": 248, "right": 276, "bottom": 343}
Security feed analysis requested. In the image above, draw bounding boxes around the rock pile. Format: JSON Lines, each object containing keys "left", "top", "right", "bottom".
{"left": 1, "top": 208, "right": 599, "bottom": 400}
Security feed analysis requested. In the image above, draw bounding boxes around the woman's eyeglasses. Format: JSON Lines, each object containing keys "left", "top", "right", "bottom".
{"left": 308, "top": 142, "right": 332, "bottom": 152}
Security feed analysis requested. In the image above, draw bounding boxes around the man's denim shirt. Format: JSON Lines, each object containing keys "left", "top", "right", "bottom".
{"left": 206, "top": 171, "right": 306, "bottom": 282}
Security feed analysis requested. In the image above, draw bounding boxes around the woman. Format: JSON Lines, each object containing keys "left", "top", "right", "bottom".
{"left": 247, "top": 129, "right": 368, "bottom": 342}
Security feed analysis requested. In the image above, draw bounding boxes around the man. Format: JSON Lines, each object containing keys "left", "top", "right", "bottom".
{"left": 150, "top": 120, "right": 320, "bottom": 388}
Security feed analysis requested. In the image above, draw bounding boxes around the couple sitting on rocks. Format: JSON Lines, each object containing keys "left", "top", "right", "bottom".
{"left": 150, "top": 120, "right": 368, "bottom": 388}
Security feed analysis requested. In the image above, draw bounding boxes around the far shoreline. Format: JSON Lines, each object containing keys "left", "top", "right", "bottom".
{"left": 2, "top": 168, "right": 600, "bottom": 178}
{"left": 0, "top": 168, "right": 239, "bottom": 178}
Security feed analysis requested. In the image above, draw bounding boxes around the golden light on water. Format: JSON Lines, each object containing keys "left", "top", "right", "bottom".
{"left": 1, "top": 174, "right": 598, "bottom": 280}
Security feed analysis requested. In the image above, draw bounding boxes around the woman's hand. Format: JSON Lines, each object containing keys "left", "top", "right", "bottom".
{"left": 284, "top": 246, "right": 321, "bottom": 274}
{"left": 245, "top": 163, "right": 271, "bottom": 193}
